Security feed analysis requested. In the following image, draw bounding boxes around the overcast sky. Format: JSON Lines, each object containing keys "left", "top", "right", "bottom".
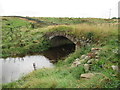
{"left": 0, "top": 0, "right": 119, "bottom": 18}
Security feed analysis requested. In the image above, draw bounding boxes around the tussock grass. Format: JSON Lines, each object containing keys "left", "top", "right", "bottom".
{"left": 72, "top": 23, "right": 117, "bottom": 36}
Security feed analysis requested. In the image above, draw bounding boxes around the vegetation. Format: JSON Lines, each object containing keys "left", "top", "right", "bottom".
{"left": 1, "top": 17, "right": 51, "bottom": 58}
{"left": 1, "top": 16, "right": 119, "bottom": 88}
{"left": 32, "top": 17, "right": 118, "bottom": 25}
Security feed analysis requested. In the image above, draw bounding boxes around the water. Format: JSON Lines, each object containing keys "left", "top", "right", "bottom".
{"left": 1, "top": 55, "right": 53, "bottom": 83}
{"left": 42, "top": 44, "right": 75, "bottom": 62}
{"left": 1, "top": 44, "right": 75, "bottom": 84}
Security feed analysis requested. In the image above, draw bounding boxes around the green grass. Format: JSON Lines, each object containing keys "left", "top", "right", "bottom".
{"left": 3, "top": 39, "right": 119, "bottom": 88}
{"left": 2, "top": 23, "right": 117, "bottom": 58}
{"left": 1, "top": 17, "right": 51, "bottom": 58}
{"left": 1, "top": 16, "right": 119, "bottom": 88}
{"left": 31, "top": 17, "right": 118, "bottom": 25}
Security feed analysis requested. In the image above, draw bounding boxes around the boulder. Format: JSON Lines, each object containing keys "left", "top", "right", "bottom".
{"left": 84, "top": 56, "right": 90, "bottom": 60}
{"left": 80, "top": 55, "right": 86, "bottom": 59}
{"left": 95, "top": 59, "right": 99, "bottom": 62}
{"left": 95, "top": 56, "right": 99, "bottom": 59}
{"left": 75, "top": 58, "right": 80, "bottom": 61}
{"left": 95, "top": 51, "right": 100, "bottom": 55}
{"left": 80, "top": 73, "right": 95, "bottom": 79}
{"left": 87, "top": 59, "right": 94, "bottom": 64}
{"left": 84, "top": 64, "right": 90, "bottom": 72}
{"left": 111, "top": 65, "right": 119, "bottom": 71}
{"left": 87, "top": 53, "right": 96, "bottom": 59}
{"left": 91, "top": 48, "right": 101, "bottom": 51}
{"left": 71, "top": 60, "right": 81, "bottom": 67}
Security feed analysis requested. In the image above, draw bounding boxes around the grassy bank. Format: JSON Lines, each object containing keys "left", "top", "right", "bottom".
{"left": 2, "top": 17, "right": 118, "bottom": 58}
{"left": 1, "top": 17, "right": 51, "bottom": 58}
{"left": 3, "top": 38, "right": 119, "bottom": 88}
{"left": 1, "top": 16, "right": 119, "bottom": 88}
{"left": 32, "top": 17, "right": 118, "bottom": 25}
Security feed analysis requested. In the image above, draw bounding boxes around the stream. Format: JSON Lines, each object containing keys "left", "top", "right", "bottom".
{"left": 0, "top": 44, "right": 75, "bottom": 83}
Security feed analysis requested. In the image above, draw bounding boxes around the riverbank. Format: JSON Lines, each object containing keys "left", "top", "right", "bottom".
{"left": 3, "top": 40, "right": 119, "bottom": 88}
{"left": 1, "top": 16, "right": 119, "bottom": 88}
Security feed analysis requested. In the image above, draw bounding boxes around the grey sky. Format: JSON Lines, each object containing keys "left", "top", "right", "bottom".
{"left": 0, "top": 0, "right": 119, "bottom": 18}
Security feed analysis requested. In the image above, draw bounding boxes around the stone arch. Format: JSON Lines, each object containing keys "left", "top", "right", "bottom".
{"left": 49, "top": 35, "right": 76, "bottom": 47}
{"left": 44, "top": 31, "right": 82, "bottom": 50}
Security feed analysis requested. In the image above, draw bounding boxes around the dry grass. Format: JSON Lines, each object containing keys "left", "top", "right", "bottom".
{"left": 73, "top": 23, "right": 117, "bottom": 37}
{"left": 38, "top": 23, "right": 118, "bottom": 41}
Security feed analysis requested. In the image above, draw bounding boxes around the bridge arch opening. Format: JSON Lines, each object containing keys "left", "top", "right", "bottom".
{"left": 42, "top": 36, "right": 76, "bottom": 61}
{"left": 49, "top": 36, "right": 76, "bottom": 47}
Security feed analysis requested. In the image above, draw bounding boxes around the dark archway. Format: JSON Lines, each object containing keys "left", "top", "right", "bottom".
{"left": 42, "top": 36, "right": 76, "bottom": 62}
{"left": 50, "top": 36, "right": 76, "bottom": 47}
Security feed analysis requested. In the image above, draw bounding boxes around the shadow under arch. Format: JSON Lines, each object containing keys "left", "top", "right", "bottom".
{"left": 42, "top": 35, "right": 76, "bottom": 62}
{"left": 49, "top": 35, "right": 76, "bottom": 47}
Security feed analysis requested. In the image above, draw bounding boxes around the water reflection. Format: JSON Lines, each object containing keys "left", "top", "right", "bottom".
{"left": 1, "top": 43, "right": 75, "bottom": 83}
{"left": 42, "top": 44, "right": 75, "bottom": 62}
{"left": 1, "top": 55, "right": 53, "bottom": 83}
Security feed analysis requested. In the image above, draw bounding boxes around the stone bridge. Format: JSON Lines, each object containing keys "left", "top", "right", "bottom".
{"left": 44, "top": 31, "right": 91, "bottom": 50}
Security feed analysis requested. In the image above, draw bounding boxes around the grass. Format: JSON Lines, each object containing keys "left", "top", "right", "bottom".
{"left": 3, "top": 39, "right": 119, "bottom": 88}
{"left": 1, "top": 16, "right": 119, "bottom": 88}
{"left": 2, "top": 23, "right": 117, "bottom": 58}
{"left": 31, "top": 17, "right": 118, "bottom": 25}
{"left": 1, "top": 17, "right": 51, "bottom": 58}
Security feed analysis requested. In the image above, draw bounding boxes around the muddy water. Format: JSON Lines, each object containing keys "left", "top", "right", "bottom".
{"left": 1, "top": 44, "right": 75, "bottom": 83}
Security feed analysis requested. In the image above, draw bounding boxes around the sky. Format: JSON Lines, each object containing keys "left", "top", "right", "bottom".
{"left": 0, "top": 0, "right": 119, "bottom": 18}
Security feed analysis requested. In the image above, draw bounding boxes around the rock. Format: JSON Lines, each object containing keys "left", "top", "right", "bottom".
{"left": 82, "top": 37, "right": 85, "bottom": 39}
{"left": 75, "top": 58, "right": 80, "bottom": 61}
{"left": 84, "top": 56, "right": 90, "bottom": 60}
{"left": 71, "top": 60, "right": 81, "bottom": 67}
{"left": 91, "top": 48, "right": 95, "bottom": 51}
{"left": 80, "top": 55, "right": 86, "bottom": 59}
{"left": 79, "top": 59, "right": 87, "bottom": 64}
{"left": 95, "top": 56, "right": 99, "bottom": 59}
{"left": 95, "top": 59, "right": 99, "bottom": 62}
{"left": 113, "top": 49, "right": 118, "bottom": 54}
{"left": 80, "top": 73, "right": 95, "bottom": 79}
{"left": 87, "top": 53, "right": 96, "bottom": 59}
{"left": 91, "top": 48, "right": 101, "bottom": 55}
{"left": 111, "top": 65, "right": 119, "bottom": 71}
{"left": 95, "top": 51, "right": 100, "bottom": 55}
{"left": 87, "top": 59, "right": 94, "bottom": 64}
{"left": 91, "top": 48, "right": 101, "bottom": 51}
{"left": 84, "top": 64, "right": 90, "bottom": 72}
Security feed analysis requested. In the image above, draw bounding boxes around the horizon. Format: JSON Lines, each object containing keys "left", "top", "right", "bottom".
{"left": 0, "top": 15, "right": 118, "bottom": 19}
